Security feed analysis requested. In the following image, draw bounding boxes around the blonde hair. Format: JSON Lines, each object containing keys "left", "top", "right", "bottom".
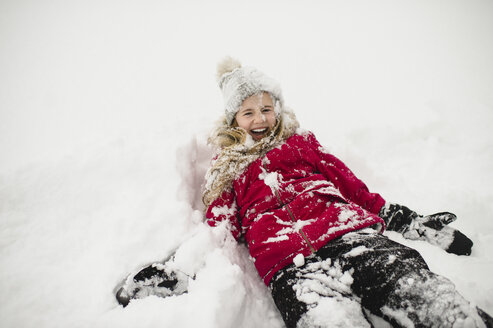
{"left": 202, "top": 109, "right": 299, "bottom": 208}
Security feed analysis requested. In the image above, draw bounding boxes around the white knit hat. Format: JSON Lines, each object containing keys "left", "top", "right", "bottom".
{"left": 216, "top": 57, "right": 284, "bottom": 125}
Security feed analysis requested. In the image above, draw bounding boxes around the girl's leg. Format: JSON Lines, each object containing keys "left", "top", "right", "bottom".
{"left": 269, "top": 254, "right": 373, "bottom": 328}
{"left": 269, "top": 268, "right": 309, "bottom": 328}
{"left": 270, "top": 230, "right": 492, "bottom": 327}
{"left": 318, "top": 230, "right": 489, "bottom": 328}
{"left": 382, "top": 269, "right": 486, "bottom": 327}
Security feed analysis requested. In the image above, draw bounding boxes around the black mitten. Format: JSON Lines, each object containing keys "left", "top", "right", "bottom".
{"left": 379, "top": 203, "right": 473, "bottom": 256}
{"left": 115, "top": 260, "right": 190, "bottom": 307}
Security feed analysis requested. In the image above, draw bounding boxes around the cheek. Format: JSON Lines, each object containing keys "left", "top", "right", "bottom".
{"left": 235, "top": 116, "right": 250, "bottom": 130}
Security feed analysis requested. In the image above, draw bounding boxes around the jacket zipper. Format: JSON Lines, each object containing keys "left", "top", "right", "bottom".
{"left": 264, "top": 164, "right": 316, "bottom": 253}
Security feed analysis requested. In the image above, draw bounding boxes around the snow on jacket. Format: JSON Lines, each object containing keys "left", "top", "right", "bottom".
{"left": 205, "top": 131, "right": 386, "bottom": 285}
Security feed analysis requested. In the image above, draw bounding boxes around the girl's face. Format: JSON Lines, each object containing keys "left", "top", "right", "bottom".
{"left": 235, "top": 92, "right": 277, "bottom": 141}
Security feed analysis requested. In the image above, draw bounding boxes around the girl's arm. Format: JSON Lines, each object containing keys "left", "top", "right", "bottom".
{"left": 379, "top": 203, "right": 473, "bottom": 255}
{"left": 116, "top": 190, "right": 241, "bottom": 307}
{"left": 205, "top": 189, "right": 242, "bottom": 240}
{"left": 305, "top": 131, "right": 473, "bottom": 256}
{"left": 305, "top": 131, "right": 385, "bottom": 215}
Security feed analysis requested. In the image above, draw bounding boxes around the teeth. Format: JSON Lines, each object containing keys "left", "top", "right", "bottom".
{"left": 252, "top": 128, "right": 267, "bottom": 133}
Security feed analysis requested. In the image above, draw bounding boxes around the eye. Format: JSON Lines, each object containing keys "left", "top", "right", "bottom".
{"left": 261, "top": 107, "right": 272, "bottom": 113}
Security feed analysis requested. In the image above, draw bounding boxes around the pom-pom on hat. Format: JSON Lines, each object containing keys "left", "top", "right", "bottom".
{"left": 216, "top": 57, "right": 284, "bottom": 125}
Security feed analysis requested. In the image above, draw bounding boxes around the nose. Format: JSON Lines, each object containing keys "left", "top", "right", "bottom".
{"left": 253, "top": 111, "right": 265, "bottom": 123}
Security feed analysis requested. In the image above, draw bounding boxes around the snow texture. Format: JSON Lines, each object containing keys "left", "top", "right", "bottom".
{"left": 293, "top": 254, "right": 306, "bottom": 267}
{"left": 1, "top": 0, "right": 493, "bottom": 327}
{"left": 292, "top": 258, "right": 368, "bottom": 327}
{"left": 382, "top": 270, "right": 486, "bottom": 328}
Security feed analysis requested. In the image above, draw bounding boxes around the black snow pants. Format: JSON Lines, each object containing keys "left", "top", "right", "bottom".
{"left": 269, "top": 230, "right": 491, "bottom": 328}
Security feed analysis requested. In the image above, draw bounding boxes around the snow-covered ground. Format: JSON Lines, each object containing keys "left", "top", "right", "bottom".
{"left": 1, "top": 0, "right": 492, "bottom": 327}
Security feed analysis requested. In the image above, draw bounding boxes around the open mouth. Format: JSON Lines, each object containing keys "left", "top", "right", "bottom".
{"left": 250, "top": 128, "right": 268, "bottom": 138}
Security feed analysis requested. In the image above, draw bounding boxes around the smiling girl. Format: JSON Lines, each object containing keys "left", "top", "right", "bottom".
{"left": 116, "top": 58, "right": 492, "bottom": 328}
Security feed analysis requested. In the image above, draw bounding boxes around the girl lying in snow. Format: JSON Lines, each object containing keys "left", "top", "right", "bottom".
{"left": 116, "top": 58, "right": 493, "bottom": 328}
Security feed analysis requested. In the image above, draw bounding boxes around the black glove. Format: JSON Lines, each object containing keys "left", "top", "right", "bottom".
{"left": 115, "top": 260, "right": 189, "bottom": 307}
{"left": 379, "top": 203, "right": 473, "bottom": 256}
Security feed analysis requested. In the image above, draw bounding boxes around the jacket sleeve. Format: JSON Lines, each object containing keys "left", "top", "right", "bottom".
{"left": 205, "top": 189, "right": 242, "bottom": 240}
{"left": 305, "top": 132, "right": 386, "bottom": 215}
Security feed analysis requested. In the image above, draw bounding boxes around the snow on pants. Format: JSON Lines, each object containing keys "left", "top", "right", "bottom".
{"left": 269, "top": 230, "right": 488, "bottom": 328}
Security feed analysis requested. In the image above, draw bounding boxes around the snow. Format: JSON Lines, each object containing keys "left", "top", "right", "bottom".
{"left": 299, "top": 297, "right": 372, "bottom": 328}
{"left": 259, "top": 167, "right": 281, "bottom": 191}
{"left": 211, "top": 204, "right": 237, "bottom": 218}
{"left": 293, "top": 253, "right": 305, "bottom": 267}
{"left": 265, "top": 235, "right": 290, "bottom": 244}
{"left": 380, "top": 307, "right": 415, "bottom": 328}
{"left": 337, "top": 206, "right": 359, "bottom": 223}
{"left": 344, "top": 245, "right": 370, "bottom": 258}
{"left": 293, "top": 258, "right": 364, "bottom": 326}
{"left": 1, "top": 0, "right": 493, "bottom": 327}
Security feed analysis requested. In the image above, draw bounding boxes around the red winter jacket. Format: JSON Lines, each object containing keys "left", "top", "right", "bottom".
{"left": 206, "top": 131, "right": 386, "bottom": 285}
